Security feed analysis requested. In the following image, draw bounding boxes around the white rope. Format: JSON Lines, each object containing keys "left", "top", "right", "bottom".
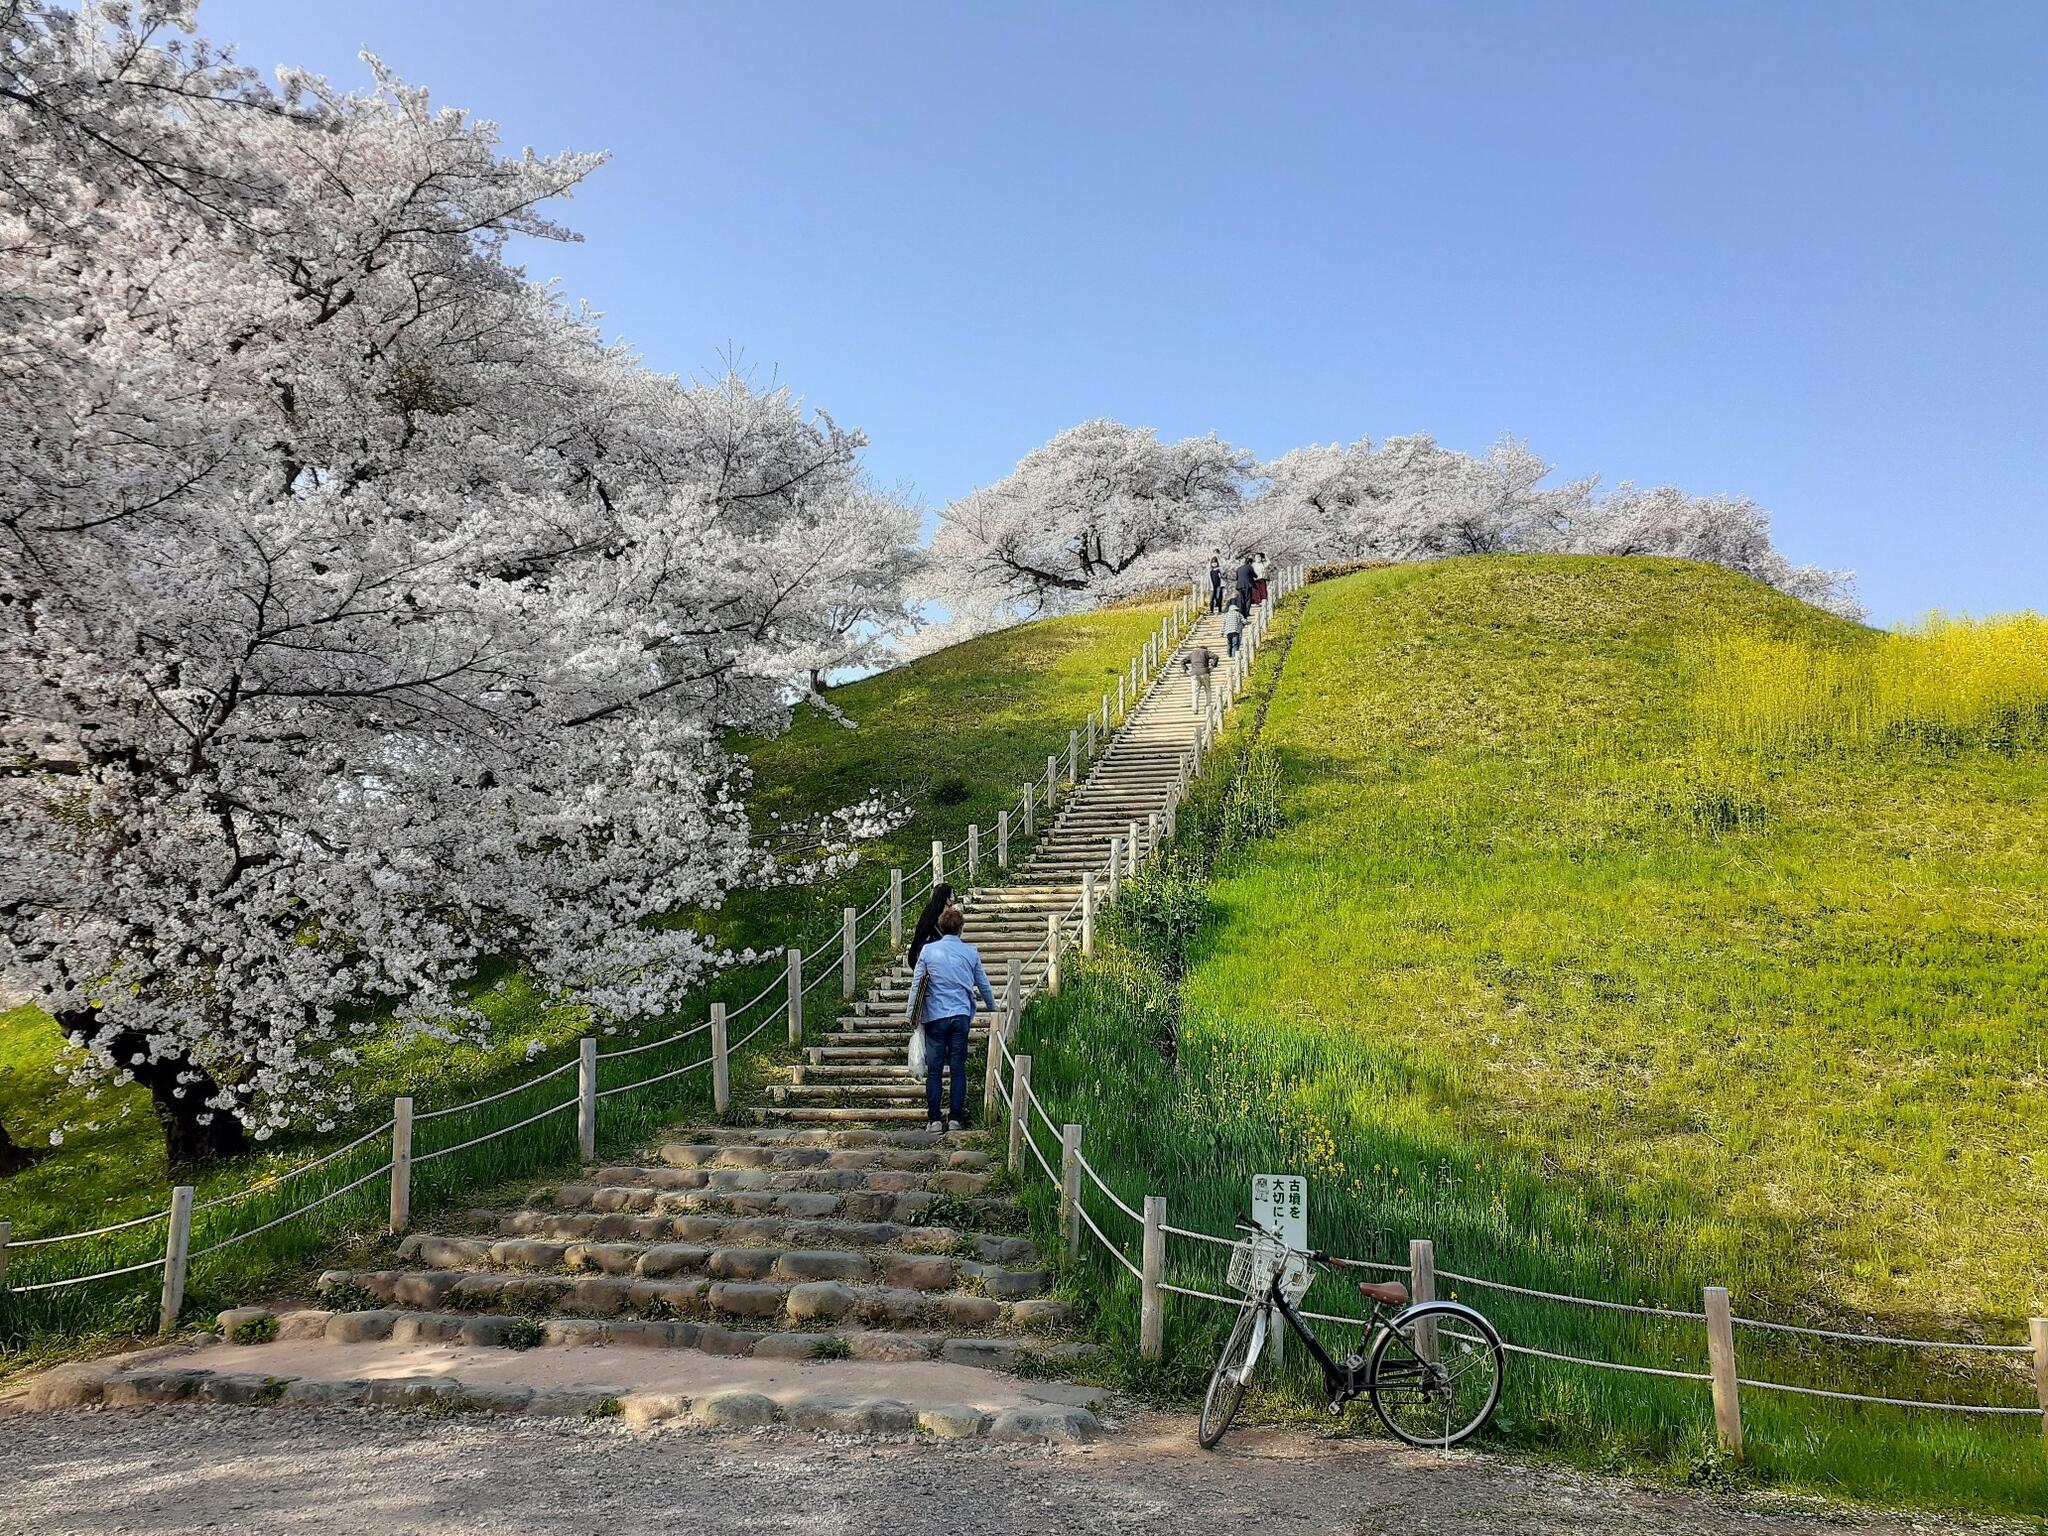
{"left": 1731, "top": 1316, "right": 2034, "bottom": 1354}
{"left": 729, "top": 1003, "right": 784, "bottom": 1053}
{"left": 594, "top": 1053, "right": 711, "bottom": 1099}
{"left": 411, "top": 1056, "right": 577, "bottom": 1122}
{"left": 1076, "top": 1193, "right": 1143, "bottom": 1278}
{"left": 192, "top": 1118, "right": 396, "bottom": 1210}
{"left": 9, "top": 1208, "right": 167, "bottom": 1249}
{"left": 1735, "top": 1376, "right": 2043, "bottom": 1415}
{"left": 186, "top": 1160, "right": 396, "bottom": 1258}
{"left": 593, "top": 1020, "right": 712, "bottom": 1063}
{"left": 856, "top": 884, "right": 891, "bottom": 923}
{"left": 1161, "top": 1280, "right": 1238, "bottom": 1306}
{"left": 7, "top": 1254, "right": 169, "bottom": 1293}
{"left": 1438, "top": 1268, "right": 1706, "bottom": 1321}
{"left": 1162, "top": 1222, "right": 1235, "bottom": 1249}
{"left": 1498, "top": 1339, "right": 1712, "bottom": 1382}
{"left": 412, "top": 1095, "right": 578, "bottom": 1164}
{"left": 1073, "top": 1148, "right": 1140, "bottom": 1224}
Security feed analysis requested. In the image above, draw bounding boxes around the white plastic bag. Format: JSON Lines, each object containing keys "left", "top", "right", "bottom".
{"left": 906, "top": 972, "right": 930, "bottom": 1080}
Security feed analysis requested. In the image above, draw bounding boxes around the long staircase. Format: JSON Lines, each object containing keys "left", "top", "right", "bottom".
{"left": 768, "top": 607, "right": 1227, "bottom": 1125}
{"left": 42, "top": 607, "right": 1236, "bottom": 1437}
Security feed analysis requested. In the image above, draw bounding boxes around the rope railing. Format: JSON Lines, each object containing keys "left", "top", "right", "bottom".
{"left": 192, "top": 1118, "right": 399, "bottom": 1211}
{"left": 2, "top": 591, "right": 1212, "bottom": 1338}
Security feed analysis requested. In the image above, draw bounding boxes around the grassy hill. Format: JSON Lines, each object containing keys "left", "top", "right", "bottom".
{"left": 1020, "top": 558, "right": 2046, "bottom": 1513}
{"left": 0, "top": 601, "right": 1166, "bottom": 1293}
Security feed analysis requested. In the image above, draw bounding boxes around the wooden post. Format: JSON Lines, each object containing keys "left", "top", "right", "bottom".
{"left": 1085, "top": 715, "right": 1096, "bottom": 759}
{"left": 1107, "top": 836, "right": 1122, "bottom": 900}
{"left": 1060, "top": 1123, "right": 1083, "bottom": 1256}
{"left": 0, "top": 1220, "right": 11, "bottom": 1289}
{"left": 1022, "top": 782, "right": 1034, "bottom": 839}
{"left": 577, "top": 1036, "right": 598, "bottom": 1160}
{"left": 841, "top": 906, "right": 857, "bottom": 998}
{"left": 1045, "top": 912, "right": 1062, "bottom": 996}
{"left": 1148, "top": 810, "right": 1161, "bottom": 859}
{"left": 1008, "top": 1054, "right": 1033, "bottom": 1170}
{"left": 389, "top": 1096, "right": 414, "bottom": 1235}
{"left": 889, "top": 869, "right": 904, "bottom": 949}
{"left": 1045, "top": 753, "right": 1058, "bottom": 808}
{"left": 982, "top": 1011, "right": 1004, "bottom": 1122}
{"left": 1081, "top": 872, "right": 1096, "bottom": 957}
{"left": 1409, "top": 1238, "right": 1438, "bottom": 1362}
{"left": 1067, "top": 728, "right": 1078, "bottom": 785}
{"left": 931, "top": 837, "right": 944, "bottom": 889}
{"left": 710, "top": 1003, "right": 730, "bottom": 1115}
{"left": 1004, "top": 956, "right": 1022, "bottom": 1034}
{"left": 786, "top": 946, "right": 803, "bottom": 1044}
{"left": 997, "top": 810, "right": 1010, "bottom": 869}
{"left": 1705, "top": 1285, "right": 1743, "bottom": 1459}
{"left": 2032, "top": 1318, "right": 2048, "bottom": 1447}
{"left": 1127, "top": 818, "right": 1140, "bottom": 874}
{"left": 158, "top": 1185, "right": 193, "bottom": 1335}
{"left": 1141, "top": 1196, "right": 1165, "bottom": 1360}
{"left": 967, "top": 822, "right": 980, "bottom": 885}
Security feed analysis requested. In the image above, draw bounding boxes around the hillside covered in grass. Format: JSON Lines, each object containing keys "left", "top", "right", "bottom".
{"left": 1021, "top": 558, "right": 2046, "bottom": 1512}
{"left": 0, "top": 601, "right": 1167, "bottom": 1254}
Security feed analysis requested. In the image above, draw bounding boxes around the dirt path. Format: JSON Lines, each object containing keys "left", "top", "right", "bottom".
{"left": 2, "top": 1405, "right": 2018, "bottom": 1536}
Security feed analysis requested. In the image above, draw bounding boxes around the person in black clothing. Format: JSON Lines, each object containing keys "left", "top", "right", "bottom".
{"left": 1207, "top": 551, "right": 1225, "bottom": 614}
{"left": 1233, "top": 555, "right": 1257, "bottom": 614}
{"left": 908, "top": 882, "right": 954, "bottom": 969}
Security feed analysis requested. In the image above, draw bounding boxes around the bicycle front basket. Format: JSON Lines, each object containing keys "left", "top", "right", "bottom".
{"left": 1226, "top": 1235, "right": 1285, "bottom": 1297}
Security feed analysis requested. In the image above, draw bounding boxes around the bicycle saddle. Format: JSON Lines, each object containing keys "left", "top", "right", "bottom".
{"left": 1357, "top": 1279, "right": 1409, "bottom": 1306}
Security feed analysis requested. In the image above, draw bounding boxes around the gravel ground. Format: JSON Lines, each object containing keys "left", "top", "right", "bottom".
{"left": 2, "top": 1406, "right": 2023, "bottom": 1536}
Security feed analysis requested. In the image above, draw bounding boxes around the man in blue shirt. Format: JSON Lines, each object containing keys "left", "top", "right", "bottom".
{"left": 908, "top": 905, "right": 996, "bottom": 1131}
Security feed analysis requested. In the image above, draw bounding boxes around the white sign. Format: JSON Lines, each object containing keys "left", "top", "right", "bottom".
{"left": 1251, "top": 1173, "right": 1308, "bottom": 1251}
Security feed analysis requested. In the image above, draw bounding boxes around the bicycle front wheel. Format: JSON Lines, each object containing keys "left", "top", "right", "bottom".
{"left": 1198, "top": 1303, "right": 1263, "bottom": 1449}
{"left": 1366, "top": 1303, "right": 1504, "bottom": 1449}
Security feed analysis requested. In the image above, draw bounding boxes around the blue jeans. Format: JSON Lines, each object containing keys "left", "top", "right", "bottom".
{"left": 923, "top": 1013, "right": 972, "bottom": 1124}
{"left": 1226, "top": 630, "right": 1241, "bottom": 656}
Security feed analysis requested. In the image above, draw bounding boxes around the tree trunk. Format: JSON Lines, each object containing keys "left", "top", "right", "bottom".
{"left": 809, "top": 667, "right": 829, "bottom": 695}
{"left": 60, "top": 1012, "right": 250, "bottom": 1167}
{"left": 0, "top": 1115, "right": 44, "bottom": 1177}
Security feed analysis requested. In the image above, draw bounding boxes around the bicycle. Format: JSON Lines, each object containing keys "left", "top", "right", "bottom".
{"left": 1198, "top": 1217, "right": 1506, "bottom": 1451}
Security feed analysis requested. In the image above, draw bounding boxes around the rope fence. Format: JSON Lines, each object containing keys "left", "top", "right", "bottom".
{"left": 971, "top": 566, "right": 2048, "bottom": 1452}
{"left": 0, "top": 591, "right": 1227, "bottom": 1350}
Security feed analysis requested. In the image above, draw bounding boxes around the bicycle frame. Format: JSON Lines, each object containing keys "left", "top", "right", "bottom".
{"left": 1226, "top": 1251, "right": 1499, "bottom": 1413}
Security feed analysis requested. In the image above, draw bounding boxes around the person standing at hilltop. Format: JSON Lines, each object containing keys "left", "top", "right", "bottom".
{"left": 1208, "top": 552, "right": 1225, "bottom": 614}
{"left": 1183, "top": 641, "right": 1220, "bottom": 712}
{"left": 907, "top": 904, "right": 995, "bottom": 1132}
{"left": 1233, "top": 554, "right": 1256, "bottom": 613}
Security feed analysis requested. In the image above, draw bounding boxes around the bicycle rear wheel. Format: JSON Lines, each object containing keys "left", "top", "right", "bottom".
{"left": 1198, "top": 1304, "right": 1263, "bottom": 1449}
{"left": 1366, "top": 1304, "right": 1504, "bottom": 1448}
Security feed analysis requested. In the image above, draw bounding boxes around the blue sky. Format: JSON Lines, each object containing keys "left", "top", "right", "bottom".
{"left": 201, "top": 0, "right": 2045, "bottom": 626}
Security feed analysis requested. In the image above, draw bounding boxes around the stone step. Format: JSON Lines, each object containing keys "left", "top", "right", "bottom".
{"left": 316, "top": 1268, "right": 1069, "bottom": 1332}
{"left": 179, "top": 1309, "right": 1097, "bottom": 1402}
{"left": 534, "top": 1179, "right": 945, "bottom": 1226}
{"left": 765, "top": 1106, "right": 940, "bottom": 1124}
{"left": 768, "top": 1083, "right": 928, "bottom": 1104}
{"left": 493, "top": 1207, "right": 1037, "bottom": 1267}
{"left": 395, "top": 1232, "right": 1049, "bottom": 1296}
{"left": 592, "top": 1161, "right": 990, "bottom": 1196}
{"left": 654, "top": 1142, "right": 986, "bottom": 1172}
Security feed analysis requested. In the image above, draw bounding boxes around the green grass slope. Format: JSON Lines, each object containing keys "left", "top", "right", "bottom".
{"left": 1020, "top": 558, "right": 2046, "bottom": 1513}
{"left": 0, "top": 602, "right": 1164, "bottom": 1275}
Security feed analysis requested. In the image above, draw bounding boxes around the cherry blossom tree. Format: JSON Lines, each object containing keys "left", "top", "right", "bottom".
{"left": 0, "top": 3, "right": 914, "bottom": 1163}
{"left": 927, "top": 420, "right": 1253, "bottom": 619}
